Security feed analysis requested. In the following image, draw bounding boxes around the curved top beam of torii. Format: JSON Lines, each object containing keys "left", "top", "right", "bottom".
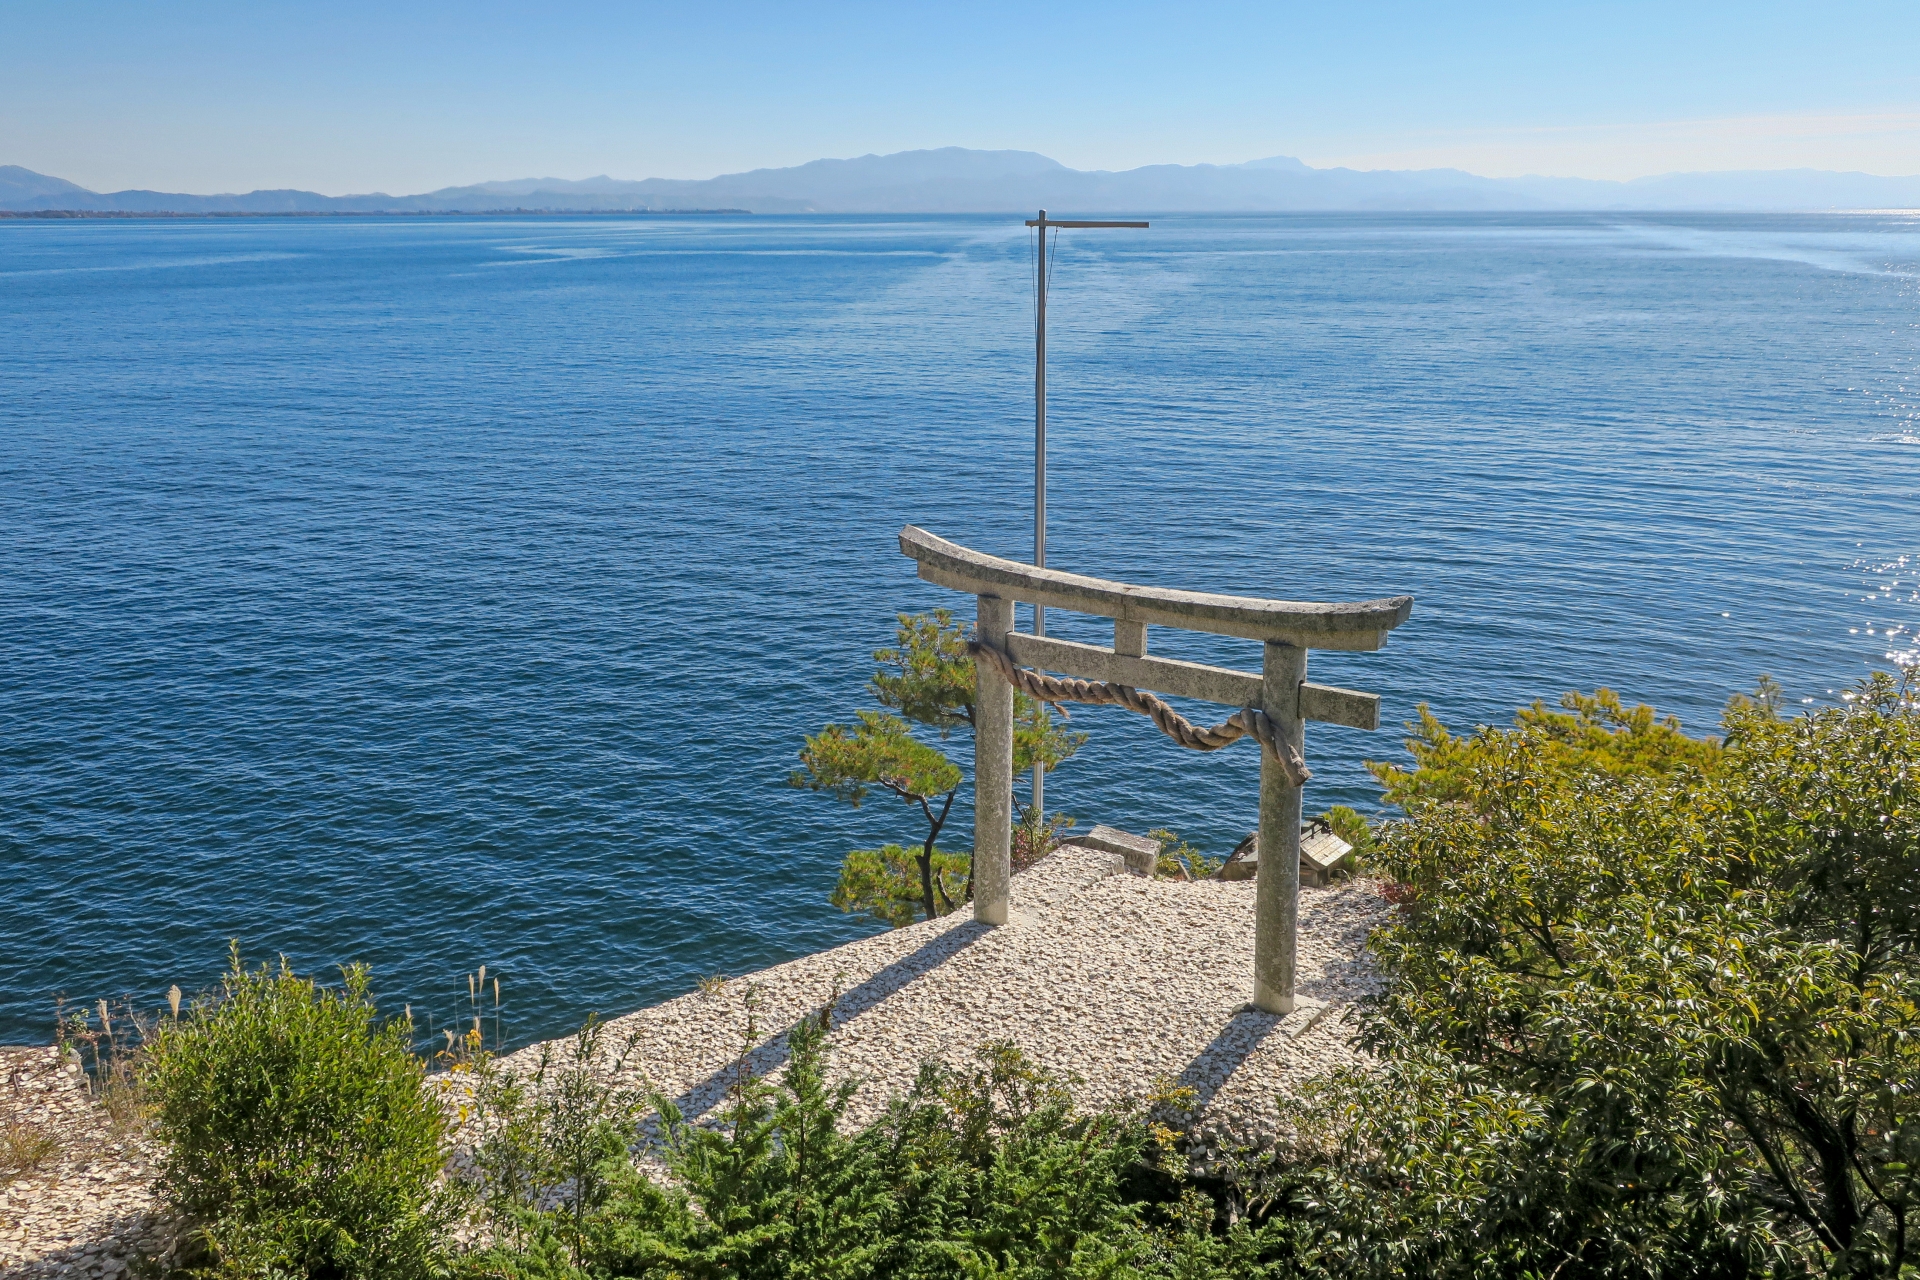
{"left": 898, "top": 525, "right": 1413, "bottom": 652}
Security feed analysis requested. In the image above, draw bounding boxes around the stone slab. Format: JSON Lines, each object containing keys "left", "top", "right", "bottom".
{"left": 1062, "top": 824, "right": 1160, "bottom": 876}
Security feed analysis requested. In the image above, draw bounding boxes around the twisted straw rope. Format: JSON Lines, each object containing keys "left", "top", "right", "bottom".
{"left": 967, "top": 638, "right": 1311, "bottom": 787}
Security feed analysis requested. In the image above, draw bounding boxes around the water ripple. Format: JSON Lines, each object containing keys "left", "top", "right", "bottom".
{"left": 1, "top": 211, "right": 1916, "bottom": 1047}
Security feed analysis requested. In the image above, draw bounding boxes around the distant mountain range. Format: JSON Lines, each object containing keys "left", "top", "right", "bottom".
{"left": 7, "top": 148, "right": 1920, "bottom": 215}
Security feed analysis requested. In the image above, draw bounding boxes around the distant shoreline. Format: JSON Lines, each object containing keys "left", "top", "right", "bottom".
{"left": 0, "top": 208, "right": 752, "bottom": 220}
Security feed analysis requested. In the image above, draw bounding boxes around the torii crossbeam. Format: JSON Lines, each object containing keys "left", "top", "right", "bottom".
{"left": 899, "top": 525, "right": 1413, "bottom": 1015}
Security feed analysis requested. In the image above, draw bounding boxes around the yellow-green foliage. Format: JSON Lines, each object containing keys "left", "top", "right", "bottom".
{"left": 1319, "top": 805, "right": 1373, "bottom": 860}
{"left": 868, "top": 608, "right": 1091, "bottom": 774}
{"left": 792, "top": 710, "right": 964, "bottom": 813}
{"left": 1273, "top": 673, "right": 1920, "bottom": 1277}
{"left": 141, "top": 947, "right": 449, "bottom": 1279}
{"left": 1367, "top": 686, "right": 1724, "bottom": 811}
{"left": 868, "top": 608, "right": 976, "bottom": 738}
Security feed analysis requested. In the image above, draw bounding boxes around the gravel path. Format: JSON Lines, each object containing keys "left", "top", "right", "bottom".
{"left": 0, "top": 1048, "right": 175, "bottom": 1280}
{"left": 494, "top": 847, "right": 1389, "bottom": 1148}
{"left": 2, "top": 848, "right": 1387, "bottom": 1275}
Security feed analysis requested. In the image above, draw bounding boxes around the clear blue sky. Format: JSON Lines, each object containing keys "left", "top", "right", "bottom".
{"left": 5, "top": 0, "right": 1917, "bottom": 195}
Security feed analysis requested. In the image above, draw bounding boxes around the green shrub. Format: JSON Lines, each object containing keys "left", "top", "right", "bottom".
{"left": 1365, "top": 685, "right": 1724, "bottom": 810}
{"left": 141, "top": 946, "right": 450, "bottom": 1279}
{"left": 455, "top": 1014, "right": 650, "bottom": 1268}
{"left": 1150, "top": 827, "right": 1221, "bottom": 879}
{"left": 864, "top": 1039, "right": 1260, "bottom": 1278}
{"left": 457, "top": 1001, "right": 881, "bottom": 1279}
{"left": 1264, "top": 673, "right": 1920, "bottom": 1278}
{"left": 457, "top": 1001, "right": 1292, "bottom": 1278}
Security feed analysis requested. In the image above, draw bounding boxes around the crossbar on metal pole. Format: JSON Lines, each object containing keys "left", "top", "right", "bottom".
{"left": 1022, "top": 209, "right": 1148, "bottom": 830}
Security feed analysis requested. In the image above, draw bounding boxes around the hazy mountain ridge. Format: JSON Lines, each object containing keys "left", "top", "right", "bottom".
{"left": 0, "top": 165, "right": 94, "bottom": 203}
{"left": 7, "top": 148, "right": 1920, "bottom": 214}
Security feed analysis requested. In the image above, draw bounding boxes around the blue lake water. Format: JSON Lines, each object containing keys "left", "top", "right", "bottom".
{"left": 3, "top": 212, "right": 1917, "bottom": 1048}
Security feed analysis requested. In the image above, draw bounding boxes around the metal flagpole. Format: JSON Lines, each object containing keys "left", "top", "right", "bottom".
{"left": 1022, "top": 209, "right": 1148, "bottom": 828}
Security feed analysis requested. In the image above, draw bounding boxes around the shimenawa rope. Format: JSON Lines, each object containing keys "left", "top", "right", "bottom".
{"left": 966, "top": 638, "right": 1311, "bottom": 787}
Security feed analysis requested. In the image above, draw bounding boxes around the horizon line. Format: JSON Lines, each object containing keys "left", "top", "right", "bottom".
{"left": 13, "top": 148, "right": 1920, "bottom": 204}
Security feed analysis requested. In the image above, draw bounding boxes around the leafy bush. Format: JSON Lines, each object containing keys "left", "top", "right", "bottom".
{"left": 141, "top": 946, "right": 450, "bottom": 1279}
{"left": 1148, "top": 827, "right": 1221, "bottom": 880}
{"left": 1264, "top": 673, "right": 1920, "bottom": 1278}
{"left": 1366, "top": 685, "right": 1724, "bottom": 809}
{"left": 859, "top": 1040, "right": 1273, "bottom": 1278}
{"left": 1012, "top": 807, "right": 1075, "bottom": 871}
{"left": 456, "top": 1002, "right": 1293, "bottom": 1278}
{"left": 454, "top": 1015, "right": 649, "bottom": 1268}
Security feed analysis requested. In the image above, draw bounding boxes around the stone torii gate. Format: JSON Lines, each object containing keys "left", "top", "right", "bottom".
{"left": 899, "top": 525, "right": 1412, "bottom": 1015}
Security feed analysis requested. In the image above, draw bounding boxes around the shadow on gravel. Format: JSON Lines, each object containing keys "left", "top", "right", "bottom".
{"left": 1167, "top": 1009, "right": 1284, "bottom": 1117}
{"left": 0, "top": 1212, "right": 182, "bottom": 1280}
{"left": 657, "top": 918, "right": 993, "bottom": 1129}
{"left": 1295, "top": 948, "right": 1376, "bottom": 1004}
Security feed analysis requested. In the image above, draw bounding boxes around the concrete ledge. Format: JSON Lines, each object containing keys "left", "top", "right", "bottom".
{"left": 1062, "top": 825, "right": 1159, "bottom": 876}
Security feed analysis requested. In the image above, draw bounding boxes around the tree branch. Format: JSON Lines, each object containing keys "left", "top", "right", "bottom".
{"left": 1724, "top": 1089, "right": 1844, "bottom": 1255}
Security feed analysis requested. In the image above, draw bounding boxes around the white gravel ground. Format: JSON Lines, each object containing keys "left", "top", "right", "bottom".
{"left": 0, "top": 1048, "right": 175, "bottom": 1280}
{"left": 1, "top": 848, "right": 1387, "bottom": 1276}
{"left": 495, "top": 847, "right": 1389, "bottom": 1147}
